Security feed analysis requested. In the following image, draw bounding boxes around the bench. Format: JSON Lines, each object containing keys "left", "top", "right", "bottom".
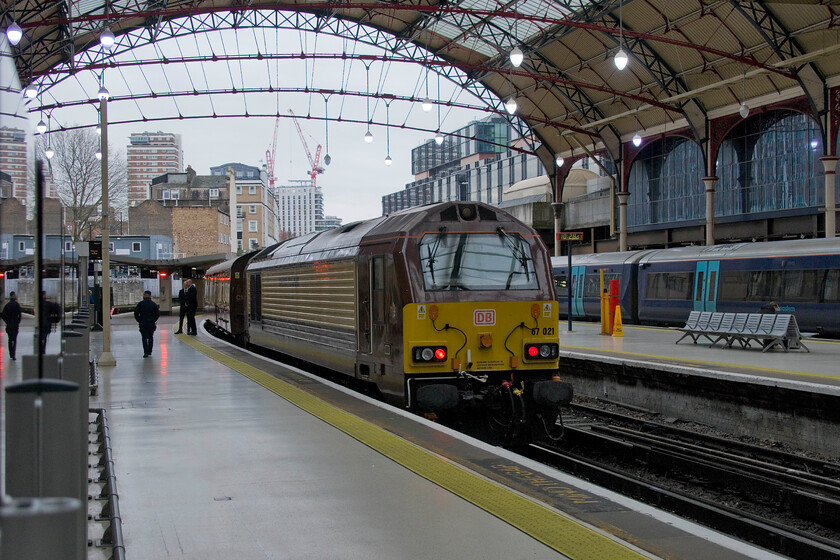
{"left": 676, "top": 312, "right": 810, "bottom": 353}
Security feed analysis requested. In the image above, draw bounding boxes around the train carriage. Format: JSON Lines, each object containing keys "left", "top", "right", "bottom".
{"left": 234, "top": 201, "right": 572, "bottom": 441}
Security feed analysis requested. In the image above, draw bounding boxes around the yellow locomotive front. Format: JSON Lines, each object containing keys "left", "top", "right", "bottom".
{"left": 400, "top": 212, "right": 572, "bottom": 442}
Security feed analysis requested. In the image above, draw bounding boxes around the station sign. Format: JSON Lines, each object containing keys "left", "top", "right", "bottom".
{"left": 556, "top": 232, "right": 584, "bottom": 241}
{"left": 89, "top": 240, "right": 102, "bottom": 260}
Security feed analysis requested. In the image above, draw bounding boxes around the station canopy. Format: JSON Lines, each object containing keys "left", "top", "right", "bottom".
{"left": 4, "top": 0, "right": 840, "bottom": 168}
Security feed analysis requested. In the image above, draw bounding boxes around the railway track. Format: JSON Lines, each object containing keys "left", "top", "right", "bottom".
{"left": 524, "top": 402, "right": 840, "bottom": 560}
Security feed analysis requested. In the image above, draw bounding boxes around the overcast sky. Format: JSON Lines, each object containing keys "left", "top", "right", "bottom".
{"left": 1, "top": 24, "right": 498, "bottom": 224}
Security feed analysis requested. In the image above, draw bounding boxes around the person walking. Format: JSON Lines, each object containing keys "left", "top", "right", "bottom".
{"left": 184, "top": 279, "right": 198, "bottom": 335}
{"left": 134, "top": 290, "right": 160, "bottom": 358}
{"left": 175, "top": 280, "right": 187, "bottom": 334}
{"left": 1, "top": 291, "right": 22, "bottom": 360}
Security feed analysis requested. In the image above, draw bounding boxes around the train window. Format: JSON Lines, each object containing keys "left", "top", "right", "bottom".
{"left": 781, "top": 270, "right": 818, "bottom": 302}
{"left": 707, "top": 271, "right": 717, "bottom": 302}
{"left": 646, "top": 272, "right": 694, "bottom": 300}
{"left": 418, "top": 232, "right": 539, "bottom": 291}
{"left": 583, "top": 273, "right": 619, "bottom": 297}
{"left": 747, "top": 271, "right": 781, "bottom": 301}
{"left": 719, "top": 272, "right": 749, "bottom": 301}
{"left": 823, "top": 270, "right": 840, "bottom": 303}
{"left": 249, "top": 273, "right": 261, "bottom": 321}
{"left": 694, "top": 271, "right": 704, "bottom": 301}
{"left": 555, "top": 273, "right": 568, "bottom": 291}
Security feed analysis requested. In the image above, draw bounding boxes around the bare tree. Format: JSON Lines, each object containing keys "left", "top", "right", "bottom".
{"left": 34, "top": 128, "right": 127, "bottom": 241}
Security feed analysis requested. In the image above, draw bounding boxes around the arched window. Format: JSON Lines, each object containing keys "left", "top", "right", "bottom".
{"left": 626, "top": 137, "right": 704, "bottom": 227}
{"left": 716, "top": 110, "right": 822, "bottom": 217}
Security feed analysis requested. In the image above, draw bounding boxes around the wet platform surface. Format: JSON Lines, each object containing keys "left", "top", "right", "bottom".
{"left": 1, "top": 314, "right": 792, "bottom": 560}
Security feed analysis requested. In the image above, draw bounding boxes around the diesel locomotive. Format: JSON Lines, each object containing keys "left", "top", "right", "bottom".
{"left": 205, "top": 201, "right": 573, "bottom": 442}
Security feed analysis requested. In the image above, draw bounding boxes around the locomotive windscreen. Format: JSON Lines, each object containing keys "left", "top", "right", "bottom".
{"left": 419, "top": 230, "right": 539, "bottom": 291}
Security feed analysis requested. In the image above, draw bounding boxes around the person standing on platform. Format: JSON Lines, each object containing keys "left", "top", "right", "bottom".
{"left": 175, "top": 280, "right": 187, "bottom": 334}
{"left": 134, "top": 290, "right": 160, "bottom": 358}
{"left": 1, "top": 291, "right": 22, "bottom": 360}
{"left": 184, "top": 279, "right": 198, "bottom": 335}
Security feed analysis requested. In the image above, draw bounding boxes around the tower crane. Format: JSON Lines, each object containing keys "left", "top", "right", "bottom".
{"left": 288, "top": 109, "right": 325, "bottom": 188}
{"left": 265, "top": 116, "right": 280, "bottom": 190}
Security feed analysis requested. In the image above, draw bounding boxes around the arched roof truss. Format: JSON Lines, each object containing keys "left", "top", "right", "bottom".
{"left": 3, "top": 0, "right": 840, "bottom": 166}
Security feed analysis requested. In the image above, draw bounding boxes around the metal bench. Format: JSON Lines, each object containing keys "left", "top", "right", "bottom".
{"left": 677, "top": 312, "right": 809, "bottom": 352}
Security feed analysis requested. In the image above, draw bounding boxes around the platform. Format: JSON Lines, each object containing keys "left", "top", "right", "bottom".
{"left": 1, "top": 314, "right": 791, "bottom": 560}
{"left": 556, "top": 320, "right": 840, "bottom": 390}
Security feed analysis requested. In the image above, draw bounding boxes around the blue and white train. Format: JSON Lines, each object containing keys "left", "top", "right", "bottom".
{"left": 551, "top": 238, "right": 840, "bottom": 336}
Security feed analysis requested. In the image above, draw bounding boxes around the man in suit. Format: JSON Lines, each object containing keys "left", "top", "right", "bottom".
{"left": 134, "top": 290, "right": 160, "bottom": 358}
{"left": 175, "top": 280, "right": 187, "bottom": 334}
{"left": 1, "top": 291, "right": 22, "bottom": 360}
{"left": 184, "top": 279, "right": 198, "bottom": 335}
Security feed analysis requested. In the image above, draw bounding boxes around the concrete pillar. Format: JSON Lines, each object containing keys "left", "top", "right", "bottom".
{"left": 703, "top": 176, "right": 719, "bottom": 246}
{"left": 551, "top": 202, "right": 564, "bottom": 257}
{"left": 617, "top": 191, "right": 630, "bottom": 252}
{"left": 821, "top": 157, "right": 839, "bottom": 238}
{"left": 0, "top": 497, "right": 84, "bottom": 560}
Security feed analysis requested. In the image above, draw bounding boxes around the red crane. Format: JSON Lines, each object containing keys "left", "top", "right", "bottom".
{"left": 265, "top": 116, "right": 280, "bottom": 189}
{"left": 288, "top": 109, "right": 325, "bottom": 188}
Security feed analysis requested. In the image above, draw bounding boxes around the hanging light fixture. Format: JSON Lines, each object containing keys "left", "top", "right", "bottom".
{"left": 323, "top": 95, "right": 331, "bottom": 165}
{"left": 435, "top": 131, "right": 444, "bottom": 145}
{"left": 24, "top": 83, "right": 37, "bottom": 99}
{"left": 632, "top": 133, "right": 642, "bottom": 147}
{"left": 505, "top": 96, "right": 518, "bottom": 114}
{"left": 422, "top": 44, "right": 433, "bottom": 112}
{"left": 614, "top": 0, "right": 628, "bottom": 70}
{"left": 98, "top": 85, "right": 110, "bottom": 101}
{"left": 738, "top": 70, "right": 749, "bottom": 119}
{"left": 510, "top": 46, "right": 524, "bottom": 68}
{"left": 95, "top": 149, "right": 102, "bottom": 160}
{"left": 100, "top": 27, "right": 115, "bottom": 50}
{"left": 422, "top": 97, "right": 433, "bottom": 112}
{"left": 364, "top": 63, "right": 373, "bottom": 143}
{"left": 45, "top": 146, "right": 55, "bottom": 159}
{"left": 36, "top": 118, "right": 47, "bottom": 134}
{"left": 556, "top": 155, "right": 565, "bottom": 167}
{"left": 385, "top": 101, "right": 393, "bottom": 165}
{"left": 6, "top": 21, "right": 22, "bottom": 45}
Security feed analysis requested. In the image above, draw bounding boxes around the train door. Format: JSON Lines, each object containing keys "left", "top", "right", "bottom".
{"left": 570, "top": 266, "right": 585, "bottom": 317}
{"left": 693, "top": 261, "right": 720, "bottom": 312}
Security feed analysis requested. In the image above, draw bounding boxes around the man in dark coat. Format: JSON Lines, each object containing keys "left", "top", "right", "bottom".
{"left": 175, "top": 280, "right": 187, "bottom": 334}
{"left": 134, "top": 290, "right": 160, "bottom": 358}
{"left": 1, "top": 291, "right": 22, "bottom": 360}
{"left": 184, "top": 279, "right": 198, "bottom": 335}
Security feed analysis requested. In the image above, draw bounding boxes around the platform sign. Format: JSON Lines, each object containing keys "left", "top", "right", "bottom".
{"left": 89, "top": 240, "right": 102, "bottom": 261}
{"left": 556, "top": 232, "right": 584, "bottom": 241}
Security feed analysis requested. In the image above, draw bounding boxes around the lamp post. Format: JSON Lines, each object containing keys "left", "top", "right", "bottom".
{"left": 98, "top": 89, "right": 116, "bottom": 366}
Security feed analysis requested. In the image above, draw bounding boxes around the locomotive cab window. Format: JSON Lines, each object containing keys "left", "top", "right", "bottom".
{"left": 419, "top": 231, "right": 539, "bottom": 291}
{"left": 372, "top": 256, "right": 385, "bottom": 325}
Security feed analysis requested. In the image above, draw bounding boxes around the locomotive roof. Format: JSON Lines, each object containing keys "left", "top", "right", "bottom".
{"left": 205, "top": 249, "right": 262, "bottom": 276}
{"left": 247, "top": 201, "right": 530, "bottom": 271}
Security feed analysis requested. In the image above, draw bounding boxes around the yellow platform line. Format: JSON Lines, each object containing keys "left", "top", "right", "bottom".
{"left": 175, "top": 331, "right": 648, "bottom": 560}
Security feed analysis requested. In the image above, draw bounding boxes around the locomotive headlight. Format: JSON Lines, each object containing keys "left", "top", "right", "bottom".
{"left": 412, "top": 345, "right": 447, "bottom": 363}
{"left": 523, "top": 343, "right": 559, "bottom": 361}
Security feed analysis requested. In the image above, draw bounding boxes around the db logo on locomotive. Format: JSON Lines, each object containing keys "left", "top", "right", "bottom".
{"left": 474, "top": 309, "right": 496, "bottom": 326}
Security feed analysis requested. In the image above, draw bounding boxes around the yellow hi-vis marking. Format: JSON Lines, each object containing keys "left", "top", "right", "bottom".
{"left": 176, "top": 329, "right": 649, "bottom": 560}
{"left": 613, "top": 307, "right": 624, "bottom": 337}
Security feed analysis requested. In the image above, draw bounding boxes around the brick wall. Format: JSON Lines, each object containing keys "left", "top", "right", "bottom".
{"left": 129, "top": 199, "right": 173, "bottom": 237}
{"left": 172, "top": 207, "right": 229, "bottom": 257}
